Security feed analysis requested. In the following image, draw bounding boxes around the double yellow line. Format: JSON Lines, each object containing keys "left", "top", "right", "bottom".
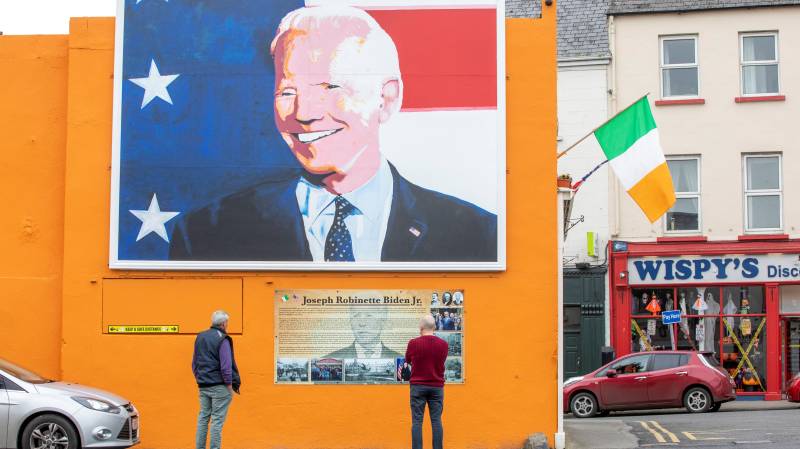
{"left": 638, "top": 421, "right": 679, "bottom": 443}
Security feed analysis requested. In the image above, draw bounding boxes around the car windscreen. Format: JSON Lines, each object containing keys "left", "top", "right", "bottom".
{"left": 0, "top": 358, "right": 52, "bottom": 384}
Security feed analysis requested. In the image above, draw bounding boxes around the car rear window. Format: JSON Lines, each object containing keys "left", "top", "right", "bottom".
{"left": 652, "top": 354, "right": 688, "bottom": 370}
{"left": 701, "top": 353, "right": 721, "bottom": 367}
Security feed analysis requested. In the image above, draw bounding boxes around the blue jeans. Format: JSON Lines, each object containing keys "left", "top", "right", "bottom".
{"left": 410, "top": 384, "right": 444, "bottom": 449}
{"left": 196, "top": 385, "right": 233, "bottom": 449}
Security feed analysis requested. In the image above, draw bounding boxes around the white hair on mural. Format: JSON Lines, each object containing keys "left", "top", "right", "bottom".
{"left": 270, "top": 5, "right": 404, "bottom": 113}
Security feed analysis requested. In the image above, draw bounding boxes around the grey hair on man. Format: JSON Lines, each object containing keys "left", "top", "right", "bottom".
{"left": 419, "top": 315, "right": 436, "bottom": 333}
{"left": 211, "top": 310, "right": 229, "bottom": 327}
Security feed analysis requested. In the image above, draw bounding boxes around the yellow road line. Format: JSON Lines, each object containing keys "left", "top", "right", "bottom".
{"left": 650, "top": 421, "right": 679, "bottom": 443}
{"left": 682, "top": 431, "right": 697, "bottom": 440}
{"left": 638, "top": 421, "right": 666, "bottom": 443}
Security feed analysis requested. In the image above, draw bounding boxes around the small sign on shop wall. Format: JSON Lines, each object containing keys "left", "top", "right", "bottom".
{"left": 108, "top": 325, "right": 179, "bottom": 334}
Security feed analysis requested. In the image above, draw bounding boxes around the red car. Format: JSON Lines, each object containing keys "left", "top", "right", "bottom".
{"left": 788, "top": 373, "right": 800, "bottom": 402}
{"left": 564, "top": 351, "right": 736, "bottom": 418}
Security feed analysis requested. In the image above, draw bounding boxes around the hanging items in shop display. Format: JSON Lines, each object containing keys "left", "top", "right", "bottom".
{"left": 724, "top": 293, "right": 737, "bottom": 334}
{"left": 646, "top": 295, "right": 662, "bottom": 315}
{"left": 641, "top": 292, "right": 649, "bottom": 308}
{"left": 740, "top": 298, "right": 751, "bottom": 314}
{"left": 695, "top": 321, "right": 705, "bottom": 349}
{"left": 693, "top": 293, "right": 708, "bottom": 312}
{"left": 647, "top": 319, "right": 656, "bottom": 336}
{"left": 740, "top": 318, "right": 753, "bottom": 336}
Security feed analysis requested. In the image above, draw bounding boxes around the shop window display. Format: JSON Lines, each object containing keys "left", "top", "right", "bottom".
{"left": 628, "top": 285, "right": 768, "bottom": 393}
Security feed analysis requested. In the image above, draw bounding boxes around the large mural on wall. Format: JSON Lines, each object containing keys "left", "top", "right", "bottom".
{"left": 110, "top": 0, "right": 505, "bottom": 270}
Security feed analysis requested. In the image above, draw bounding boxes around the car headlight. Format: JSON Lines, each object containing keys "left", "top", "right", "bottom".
{"left": 72, "top": 397, "right": 121, "bottom": 414}
{"left": 564, "top": 376, "right": 584, "bottom": 387}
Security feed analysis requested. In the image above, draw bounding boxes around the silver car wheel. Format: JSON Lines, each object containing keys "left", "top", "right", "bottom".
{"left": 686, "top": 390, "right": 708, "bottom": 412}
{"left": 30, "top": 422, "right": 70, "bottom": 449}
{"left": 572, "top": 394, "right": 595, "bottom": 417}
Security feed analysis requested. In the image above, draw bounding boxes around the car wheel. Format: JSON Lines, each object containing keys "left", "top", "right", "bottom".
{"left": 684, "top": 387, "right": 711, "bottom": 413}
{"left": 709, "top": 402, "right": 722, "bottom": 412}
{"left": 570, "top": 392, "right": 598, "bottom": 418}
{"left": 21, "top": 414, "right": 79, "bottom": 449}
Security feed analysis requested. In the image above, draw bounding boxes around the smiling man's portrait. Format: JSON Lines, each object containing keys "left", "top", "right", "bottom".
{"left": 112, "top": 1, "right": 503, "bottom": 270}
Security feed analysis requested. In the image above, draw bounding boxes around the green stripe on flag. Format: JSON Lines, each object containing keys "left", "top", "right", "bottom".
{"left": 594, "top": 97, "right": 657, "bottom": 161}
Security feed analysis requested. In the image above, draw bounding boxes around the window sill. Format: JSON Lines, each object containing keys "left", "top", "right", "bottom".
{"left": 735, "top": 95, "right": 785, "bottom": 103}
{"left": 655, "top": 98, "right": 706, "bottom": 106}
{"left": 657, "top": 236, "right": 707, "bottom": 243}
{"left": 737, "top": 233, "right": 789, "bottom": 241}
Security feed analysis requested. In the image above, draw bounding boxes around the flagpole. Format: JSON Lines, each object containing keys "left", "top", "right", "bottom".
{"left": 556, "top": 92, "right": 650, "bottom": 160}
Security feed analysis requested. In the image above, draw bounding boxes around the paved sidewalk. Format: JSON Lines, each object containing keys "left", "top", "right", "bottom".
{"left": 565, "top": 419, "right": 638, "bottom": 449}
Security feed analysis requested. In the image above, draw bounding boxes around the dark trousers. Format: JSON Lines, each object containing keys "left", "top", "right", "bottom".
{"left": 410, "top": 384, "right": 444, "bottom": 449}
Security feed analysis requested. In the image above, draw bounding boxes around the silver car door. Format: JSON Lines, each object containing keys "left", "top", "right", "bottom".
{"left": 0, "top": 381, "right": 8, "bottom": 449}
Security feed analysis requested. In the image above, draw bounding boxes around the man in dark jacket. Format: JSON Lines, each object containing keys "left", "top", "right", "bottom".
{"left": 192, "top": 310, "right": 241, "bottom": 449}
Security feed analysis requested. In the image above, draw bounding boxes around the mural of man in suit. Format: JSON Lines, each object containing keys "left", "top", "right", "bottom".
{"left": 169, "top": 5, "right": 496, "bottom": 263}
{"left": 325, "top": 306, "right": 402, "bottom": 360}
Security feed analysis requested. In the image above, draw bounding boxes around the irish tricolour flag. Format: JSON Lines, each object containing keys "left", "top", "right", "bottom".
{"left": 595, "top": 97, "right": 675, "bottom": 222}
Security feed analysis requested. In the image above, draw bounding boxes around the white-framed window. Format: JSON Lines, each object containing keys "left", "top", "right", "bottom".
{"left": 660, "top": 35, "right": 699, "bottom": 98}
{"left": 665, "top": 156, "right": 700, "bottom": 233}
{"left": 743, "top": 154, "right": 782, "bottom": 232}
{"left": 740, "top": 32, "right": 779, "bottom": 96}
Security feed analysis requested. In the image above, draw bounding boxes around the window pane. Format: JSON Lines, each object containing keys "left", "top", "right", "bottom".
{"left": 564, "top": 305, "right": 581, "bottom": 332}
{"left": 668, "top": 159, "right": 698, "bottom": 192}
{"left": 631, "top": 288, "right": 675, "bottom": 315}
{"left": 666, "top": 198, "right": 699, "bottom": 231}
{"left": 722, "top": 286, "right": 766, "bottom": 315}
{"left": 663, "top": 68, "right": 698, "bottom": 97}
{"left": 722, "top": 317, "right": 767, "bottom": 392}
{"left": 743, "top": 35, "right": 776, "bottom": 62}
{"left": 663, "top": 39, "right": 696, "bottom": 64}
{"left": 746, "top": 156, "right": 779, "bottom": 190}
{"left": 747, "top": 195, "right": 781, "bottom": 229}
{"left": 652, "top": 354, "right": 684, "bottom": 370}
{"left": 743, "top": 64, "right": 779, "bottom": 95}
{"left": 632, "top": 318, "right": 673, "bottom": 351}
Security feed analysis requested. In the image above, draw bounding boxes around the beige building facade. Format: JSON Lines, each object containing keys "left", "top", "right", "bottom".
{"left": 610, "top": 5, "right": 799, "bottom": 241}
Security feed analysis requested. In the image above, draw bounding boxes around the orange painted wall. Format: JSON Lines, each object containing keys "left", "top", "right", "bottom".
{"left": 3, "top": 3, "right": 556, "bottom": 448}
{"left": 0, "top": 35, "right": 68, "bottom": 380}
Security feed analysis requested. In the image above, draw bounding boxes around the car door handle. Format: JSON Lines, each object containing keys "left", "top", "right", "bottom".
{"left": 635, "top": 376, "right": 648, "bottom": 381}
{"left": 675, "top": 371, "right": 688, "bottom": 376}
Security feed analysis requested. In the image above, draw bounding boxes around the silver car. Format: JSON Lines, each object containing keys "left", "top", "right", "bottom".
{"left": 0, "top": 358, "right": 140, "bottom": 449}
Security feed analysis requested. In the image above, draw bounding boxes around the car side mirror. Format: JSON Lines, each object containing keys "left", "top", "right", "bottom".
{"left": 605, "top": 369, "right": 617, "bottom": 378}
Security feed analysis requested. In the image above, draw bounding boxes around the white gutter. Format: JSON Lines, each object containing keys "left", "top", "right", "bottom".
{"left": 555, "top": 187, "right": 569, "bottom": 449}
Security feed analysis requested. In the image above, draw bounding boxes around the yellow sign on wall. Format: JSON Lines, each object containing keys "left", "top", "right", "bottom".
{"left": 107, "top": 325, "right": 179, "bottom": 334}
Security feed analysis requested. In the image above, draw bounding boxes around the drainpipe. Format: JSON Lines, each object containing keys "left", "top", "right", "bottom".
{"left": 555, "top": 187, "right": 569, "bottom": 449}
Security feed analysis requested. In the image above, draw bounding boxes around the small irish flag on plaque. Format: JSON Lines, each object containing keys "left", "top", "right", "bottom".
{"left": 595, "top": 97, "right": 675, "bottom": 222}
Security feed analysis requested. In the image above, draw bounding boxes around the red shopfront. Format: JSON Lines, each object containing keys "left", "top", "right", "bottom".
{"left": 609, "top": 237, "right": 800, "bottom": 401}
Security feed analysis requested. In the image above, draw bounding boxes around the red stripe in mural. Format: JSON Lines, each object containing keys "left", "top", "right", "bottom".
{"left": 367, "top": 8, "right": 497, "bottom": 111}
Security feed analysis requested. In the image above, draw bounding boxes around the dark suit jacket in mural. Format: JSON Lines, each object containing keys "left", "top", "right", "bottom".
{"left": 169, "top": 164, "right": 497, "bottom": 262}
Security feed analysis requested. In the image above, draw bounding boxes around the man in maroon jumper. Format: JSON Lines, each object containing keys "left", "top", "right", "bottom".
{"left": 405, "top": 315, "right": 449, "bottom": 449}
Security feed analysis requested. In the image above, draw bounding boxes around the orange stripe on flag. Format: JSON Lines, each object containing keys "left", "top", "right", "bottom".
{"left": 628, "top": 162, "right": 676, "bottom": 223}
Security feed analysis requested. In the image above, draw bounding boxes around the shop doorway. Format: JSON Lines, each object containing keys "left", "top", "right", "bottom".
{"left": 563, "top": 268, "right": 606, "bottom": 378}
{"left": 782, "top": 318, "right": 800, "bottom": 391}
